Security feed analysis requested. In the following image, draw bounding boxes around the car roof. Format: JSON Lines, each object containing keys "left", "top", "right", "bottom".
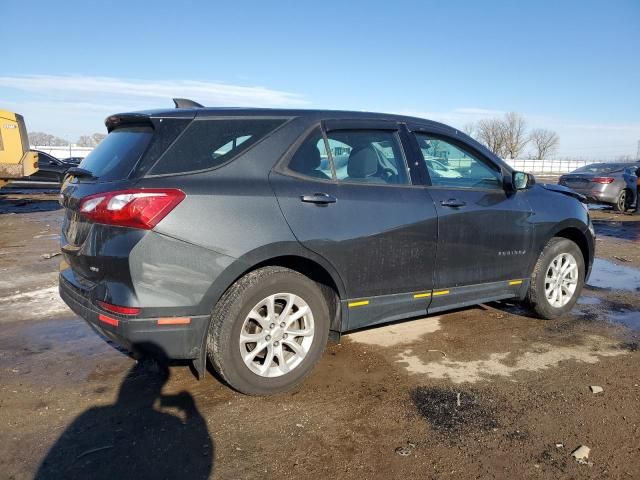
{"left": 34, "top": 150, "right": 58, "bottom": 159}
{"left": 104, "top": 104, "right": 510, "bottom": 171}
{"left": 106, "top": 106, "right": 457, "bottom": 132}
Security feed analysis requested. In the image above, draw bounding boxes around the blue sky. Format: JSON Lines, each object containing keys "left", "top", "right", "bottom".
{"left": 2, "top": 0, "right": 638, "bottom": 159}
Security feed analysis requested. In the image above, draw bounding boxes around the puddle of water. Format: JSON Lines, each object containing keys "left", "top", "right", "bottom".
{"left": 0, "top": 199, "right": 62, "bottom": 215}
{"left": 587, "top": 258, "right": 640, "bottom": 291}
{"left": 396, "top": 335, "right": 626, "bottom": 383}
{"left": 592, "top": 219, "right": 640, "bottom": 241}
{"left": 577, "top": 296, "right": 602, "bottom": 305}
{"left": 607, "top": 310, "right": 640, "bottom": 330}
{"left": 348, "top": 317, "right": 441, "bottom": 347}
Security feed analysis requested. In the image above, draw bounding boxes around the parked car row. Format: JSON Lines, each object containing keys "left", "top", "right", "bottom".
{"left": 559, "top": 162, "right": 640, "bottom": 212}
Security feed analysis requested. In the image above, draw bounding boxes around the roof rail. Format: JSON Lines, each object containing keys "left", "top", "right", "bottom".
{"left": 173, "top": 98, "right": 204, "bottom": 109}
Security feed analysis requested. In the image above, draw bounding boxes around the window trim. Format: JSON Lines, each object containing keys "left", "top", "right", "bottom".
{"left": 325, "top": 128, "right": 413, "bottom": 187}
{"left": 322, "top": 121, "right": 413, "bottom": 188}
{"left": 277, "top": 120, "right": 416, "bottom": 188}
{"left": 407, "top": 127, "right": 507, "bottom": 192}
{"left": 145, "top": 115, "right": 294, "bottom": 178}
{"left": 276, "top": 123, "right": 338, "bottom": 184}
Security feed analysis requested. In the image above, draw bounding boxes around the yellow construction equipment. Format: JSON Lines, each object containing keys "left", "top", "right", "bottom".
{"left": 0, "top": 109, "right": 38, "bottom": 188}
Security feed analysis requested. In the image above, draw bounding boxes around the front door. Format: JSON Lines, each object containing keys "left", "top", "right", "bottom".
{"left": 408, "top": 129, "right": 533, "bottom": 312}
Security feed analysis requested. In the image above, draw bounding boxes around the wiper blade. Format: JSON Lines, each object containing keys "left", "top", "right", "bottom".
{"left": 66, "top": 167, "right": 96, "bottom": 179}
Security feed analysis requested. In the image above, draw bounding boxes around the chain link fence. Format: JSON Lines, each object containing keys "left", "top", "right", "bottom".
{"left": 504, "top": 158, "right": 638, "bottom": 174}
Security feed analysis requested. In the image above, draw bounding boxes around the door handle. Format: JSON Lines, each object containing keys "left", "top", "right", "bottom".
{"left": 440, "top": 198, "right": 466, "bottom": 208}
{"left": 300, "top": 193, "right": 337, "bottom": 204}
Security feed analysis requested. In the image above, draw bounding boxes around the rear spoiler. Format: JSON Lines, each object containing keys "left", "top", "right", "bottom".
{"left": 104, "top": 99, "right": 203, "bottom": 131}
{"left": 105, "top": 112, "right": 155, "bottom": 132}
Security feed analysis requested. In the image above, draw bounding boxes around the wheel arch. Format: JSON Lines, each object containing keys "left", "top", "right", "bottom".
{"left": 555, "top": 228, "right": 592, "bottom": 274}
{"left": 193, "top": 244, "right": 347, "bottom": 378}
{"left": 528, "top": 217, "right": 593, "bottom": 279}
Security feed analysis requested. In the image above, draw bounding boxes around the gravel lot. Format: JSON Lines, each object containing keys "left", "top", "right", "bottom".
{"left": 0, "top": 188, "right": 638, "bottom": 479}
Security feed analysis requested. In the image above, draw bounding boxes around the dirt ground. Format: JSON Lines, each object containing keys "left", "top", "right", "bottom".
{"left": 0, "top": 189, "right": 638, "bottom": 480}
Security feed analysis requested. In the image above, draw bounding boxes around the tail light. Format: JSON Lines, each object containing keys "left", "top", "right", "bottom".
{"left": 96, "top": 301, "right": 140, "bottom": 315}
{"left": 78, "top": 189, "right": 185, "bottom": 230}
{"left": 591, "top": 177, "right": 615, "bottom": 184}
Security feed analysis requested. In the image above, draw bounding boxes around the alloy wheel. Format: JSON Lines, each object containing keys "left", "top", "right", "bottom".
{"left": 617, "top": 190, "right": 627, "bottom": 212}
{"left": 544, "top": 253, "right": 579, "bottom": 308}
{"left": 239, "top": 293, "right": 315, "bottom": 377}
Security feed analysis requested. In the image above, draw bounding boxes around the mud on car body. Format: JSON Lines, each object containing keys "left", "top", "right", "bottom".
{"left": 59, "top": 101, "right": 594, "bottom": 395}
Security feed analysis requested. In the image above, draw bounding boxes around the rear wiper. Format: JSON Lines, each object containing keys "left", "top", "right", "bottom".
{"left": 66, "top": 167, "right": 96, "bottom": 179}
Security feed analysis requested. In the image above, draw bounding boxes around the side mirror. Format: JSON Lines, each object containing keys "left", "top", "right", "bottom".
{"left": 513, "top": 171, "right": 534, "bottom": 190}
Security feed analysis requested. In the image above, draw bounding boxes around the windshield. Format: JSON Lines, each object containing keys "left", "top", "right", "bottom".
{"left": 79, "top": 126, "right": 153, "bottom": 182}
{"left": 573, "top": 163, "right": 627, "bottom": 174}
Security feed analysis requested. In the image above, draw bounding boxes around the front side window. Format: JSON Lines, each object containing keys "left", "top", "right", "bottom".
{"left": 414, "top": 133, "right": 502, "bottom": 189}
{"left": 151, "top": 118, "right": 287, "bottom": 175}
{"left": 287, "top": 128, "right": 332, "bottom": 180}
{"left": 326, "top": 130, "right": 408, "bottom": 185}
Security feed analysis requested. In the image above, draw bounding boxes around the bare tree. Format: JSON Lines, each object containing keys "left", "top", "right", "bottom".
{"left": 91, "top": 133, "right": 106, "bottom": 145}
{"left": 529, "top": 128, "right": 559, "bottom": 159}
{"left": 502, "top": 112, "right": 528, "bottom": 159}
{"left": 476, "top": 118, "right": 507, "bottom": 157}
{"left": 76, "top": 135, "right": 93, "bottom": 147}
{"left": 28, "top": 132, "right": 69, "bottom": 147}
{"left": 76, "top": 133, "right": 106, "bottom": 147}
{"left": 462, "top": 122, "right": 477, "bottom": 139}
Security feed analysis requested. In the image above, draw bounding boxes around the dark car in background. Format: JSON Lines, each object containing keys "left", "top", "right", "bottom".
{"left": 60, "top": 156, "right": 84, "bottom": 166}
{"left": 559, "top": 162, "right": 637, "bottom": 211}
{"left": 26, "top": 151, "right": 71, "bottom": 182}
{"left": 59, "top": 103, "right": 594, "bottom": 395}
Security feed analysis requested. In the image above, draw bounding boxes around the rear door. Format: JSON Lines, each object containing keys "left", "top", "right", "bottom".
{"left": 270, "top": 120, "right": 438, "bottom": 330}
{"left": 406, "top": 125, "right": 533, "bottom": 313}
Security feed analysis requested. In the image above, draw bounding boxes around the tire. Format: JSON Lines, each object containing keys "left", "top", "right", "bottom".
{"left": 526, "top": 237, "right": 585, "bottom": 319}
{"left": 207, "top": 266, "right": 329, "bottom": 395}
{"left": 614, "top": 189, "right": 628, "bottom": 212}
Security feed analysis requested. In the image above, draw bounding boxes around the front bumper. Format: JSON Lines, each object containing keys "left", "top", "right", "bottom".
{"left": 59, "top": 272, "right": 209, "bottom": 360}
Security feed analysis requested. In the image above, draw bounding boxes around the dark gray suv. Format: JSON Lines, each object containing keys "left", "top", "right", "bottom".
{"left": 59, "top": 102, "right": 594, "bottom": 395}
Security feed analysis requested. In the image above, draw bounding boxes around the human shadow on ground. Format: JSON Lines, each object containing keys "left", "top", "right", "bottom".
{"left": 35, "top": 354, "right": 214, "bottom": 479}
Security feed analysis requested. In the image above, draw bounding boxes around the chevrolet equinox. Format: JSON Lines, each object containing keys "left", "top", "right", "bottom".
{"left": 59, "top": 100, "right": 594, "bottom": 395}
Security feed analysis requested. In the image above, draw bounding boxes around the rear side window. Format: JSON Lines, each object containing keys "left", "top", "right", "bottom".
{"left": 326, "top": 130, "right": 408, "bottom": 185}
{"left": 150, "top": 118, "right": 286, "bottom": 175}
{"left": 287, "top": 128, "right": 333, "bottom": 180}
{"left": 79, "top": 126, "right": 153, "bottom": 182}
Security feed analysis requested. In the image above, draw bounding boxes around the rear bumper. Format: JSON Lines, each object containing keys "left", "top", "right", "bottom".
{"left": 565, "top": 186, "right": 618, "bottom": 204}
{"left": 59, "top": 272, "right": 209, "bottom": 360}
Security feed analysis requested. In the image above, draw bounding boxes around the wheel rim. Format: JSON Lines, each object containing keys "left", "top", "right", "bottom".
{"left": 544, "top": 253, "right": 579, "bottom": 308}
{"left": 239, "top": 293, "right": 315, "bottom": 378}
{"left": 618, "top": 191, "right": 626, "bottom": 211}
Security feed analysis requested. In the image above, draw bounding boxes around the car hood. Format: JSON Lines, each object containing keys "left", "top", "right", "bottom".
{"left": 541, "top": 183, "right": 587, "bottom": 203}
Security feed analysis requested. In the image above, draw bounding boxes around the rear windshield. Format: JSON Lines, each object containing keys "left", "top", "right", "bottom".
{"left": 79, "top": 126, "right": 153, "bottom": 182}
{"left": 573, "top": 163, "right": 627, "bottom": 174}
{"left": 149, "top": 118, "right": 286, "bottom": 175}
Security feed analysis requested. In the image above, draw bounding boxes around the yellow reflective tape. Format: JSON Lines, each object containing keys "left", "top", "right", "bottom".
{"left": 348, "top": 300, "right": 369, "bottom": 308}
{"left": 433, "top": 290, "right": 449, "bottom": 296}
{"left": 509, "top": 280, "right": 523, "bottom": 286}
{"left": 413, "top": 292, "right": 432, "bottom": 299}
